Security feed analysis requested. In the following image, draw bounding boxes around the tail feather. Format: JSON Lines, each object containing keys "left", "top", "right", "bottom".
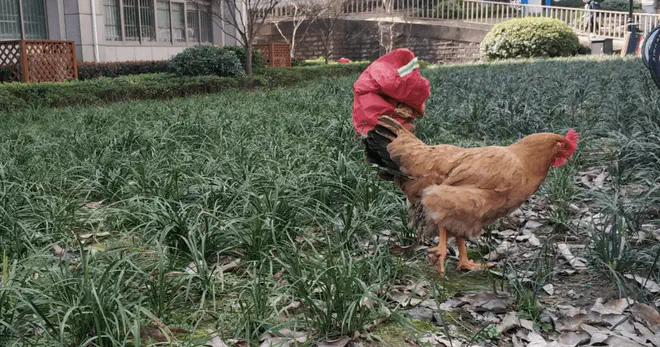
{"left": 363, "top": 116, "right": 411, "bottom": 182}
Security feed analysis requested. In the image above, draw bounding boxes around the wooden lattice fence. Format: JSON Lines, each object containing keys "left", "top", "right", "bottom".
{"left": 254, "top": 43, "right": 291, "bottom": 67}
{"left": 0, "top": 40, "right": 78, "bottom": 83}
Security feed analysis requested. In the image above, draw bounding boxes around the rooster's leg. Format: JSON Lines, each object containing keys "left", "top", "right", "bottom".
{"left": 456, "top": 237, "right": 493, "bottom": 272}
{"left": 428, "top": 226, "right": 448, "bottom": 277}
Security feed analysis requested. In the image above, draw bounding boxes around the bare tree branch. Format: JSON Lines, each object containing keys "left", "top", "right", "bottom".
{"left": 205, "top": 0, "right": 282, "bottom": 74}
{"left": 307, "top": 0, "right": 356, "bottom": 64}
{"left": 269, "top": 0, "right": 323, "bottom": 59}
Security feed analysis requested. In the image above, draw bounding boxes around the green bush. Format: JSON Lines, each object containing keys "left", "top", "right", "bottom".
{"left": 550, "top": 0, "right": 585, "bottom": 8}
{"left": 292, "top": 56, "right": 326, "bottom": 67}
{"left": 222, "top": 46, "right": 265, "bottom": 72}
{"left": 0, "top": 62, "right": 370, "bottom": 111}
{"left": 78, "top": 60, "right": 170, "bottom": 80}
{"left": 480, "top": 18, "right": 579, "bottom": 61}
{"left": 551, "top": 0, "right": 641, "bottom": 10}
{"left": 168, "top": 45, "right": 244, "bottom": 77}
{"left": 600, "top": 0, "right": 642, "bottom": 11}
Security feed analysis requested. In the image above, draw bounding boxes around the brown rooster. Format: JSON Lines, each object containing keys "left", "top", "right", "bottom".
{"left": 363, "top": 116, "right": 579, "bottom": 276}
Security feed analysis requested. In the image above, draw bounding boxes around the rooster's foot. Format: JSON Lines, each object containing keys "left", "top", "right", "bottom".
{"left": 456, "top": 259, "right": 493, "bottom": 272}
{"left": 428, "top": 245, "right": 444, "bottom": 256}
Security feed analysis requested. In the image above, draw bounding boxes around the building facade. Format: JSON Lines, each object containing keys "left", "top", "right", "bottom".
{"left": 0, "top": 0, "right": 241, "bottom": 62}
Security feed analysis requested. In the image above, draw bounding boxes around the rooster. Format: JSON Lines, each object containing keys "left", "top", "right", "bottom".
{"left": 364, "top": 116, "right": 579, "bottom": 276}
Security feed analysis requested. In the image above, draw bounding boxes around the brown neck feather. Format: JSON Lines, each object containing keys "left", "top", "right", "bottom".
{"left": 508, "top": 135, "right": 561, "bottom": 178}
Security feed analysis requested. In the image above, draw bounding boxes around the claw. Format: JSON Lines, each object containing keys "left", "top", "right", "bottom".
{"left": 456, "top": 259, "right": 494, "bottom": 272}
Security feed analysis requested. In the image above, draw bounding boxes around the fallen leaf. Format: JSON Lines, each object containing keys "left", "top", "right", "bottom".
{"left": 543, "top": 284, "right": 554, "bottom": 296}
{"left": 633, "top": 321, "right": 660, "bottom": 347}
{"left": 593, "top": 172, "right": 607, "bottom": 189}
{"left": 520, "top": 319, "right": 534, "bottom": 331}
{"left": 602, "top": 334, "right": 648, "bottom": 347}
{"left": 624, "top": 274, "right": 660, "bottom": 293}
{"left": 387, "top": 289, "right": 422, "bottom": 307}
{"left": 590, "top": 298, "right": 633, "bottom": 315}
{"left": 512, "top": 334, "right": 525, "bottom": 347}
{"left": 557, "top": 331, "right": 590, "bottom": 346}
{"left": 630, "top": 303, "right": 660, "bottom": 330}
{"left": 217, "top": 256, "right": 241, "bottom": 273}
{"left": 583, "top": 311, "right": 626, "bottom": 327}
{"left": 227, "top": 339, "right": 249, "bottom": 347}
{"left": 407, "top": 307, "right": 434, "bottom": 321}
{"left": 84, "top": 201, "right": 103, "bottom": 209}
{"left": 184, "top": 263, "right": 197, "bottom": 275}
{"left": 140, "top": 327, "right": 169, "bottom": 342}
{"left": 463, "top": 292, "right": 509, "bottom": 313}
{"left": 528, "top": 234, "right": 541, "bottom": 247}
{"left": 316, "top": 336, "right": 351, "bottom": 347}
{"left": 404, "top": 280, "right": 430, "bottom": 297}
{"left": 206, "top": 336, "right": 230, "bottom": 347}
{"left": 419, "top": 299, "right": 439, "bottom": 311}
{"left": 485, "top": 240, "right": 517, "bottom": 261}
{"left": 556, "top": 314, "right": 585, "bottom": 332}
{"left": 557, "top": 243, "right": 587, "bottom": 270}
{"left": 526, "top": 331, "right": 549, "bottom": 347}
{"left": 524, "top": 221, "right": 543, "bottom": 230}
{"left": 496, "top": 312, "right": 520, "bottom": 333}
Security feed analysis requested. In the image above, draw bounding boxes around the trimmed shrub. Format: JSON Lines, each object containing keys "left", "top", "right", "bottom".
{"left": 480, "top": 18, "right": 579, "bottom": 61}
{"left": 78, "top": 60, "right": 170, "bottom": 80}
{"left": 0, "top": 62, "right": 370, "bottom": 111}
{"left": 222, "top": 46, "right": 265, "bottom": 71}
{"left": 168, "top": 45, "right": 244, "bottom": 77}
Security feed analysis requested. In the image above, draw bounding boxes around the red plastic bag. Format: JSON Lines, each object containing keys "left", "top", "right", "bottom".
{"left": 352, "top": 48, "right": 430, "bottom": 136}
{"left": 338, "top": 58, "right": 351, "bottom": 63}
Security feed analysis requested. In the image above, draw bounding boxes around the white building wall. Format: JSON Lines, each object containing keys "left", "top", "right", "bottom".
{"left": 48, "top": 0, "right": 240, "bottom": 63}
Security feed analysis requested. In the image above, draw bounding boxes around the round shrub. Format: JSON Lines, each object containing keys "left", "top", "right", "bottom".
{"left": 168, "top": 45, "right": 244, "bottom": 77}
{"left": 480, "top": 18, "right": 579, "bottom": 61}
{"left": 221, "top": 46, "right": 265, "bottom": 72}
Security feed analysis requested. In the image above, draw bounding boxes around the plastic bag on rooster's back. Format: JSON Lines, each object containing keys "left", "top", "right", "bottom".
{"left": 352, "top": 48, "right": 430, "bottom": 136}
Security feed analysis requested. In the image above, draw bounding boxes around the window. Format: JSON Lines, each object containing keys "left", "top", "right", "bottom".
{"left": 22, "top": 0, "right": 46, "bottom": 39}
{"left": 186, "top": 5, "right": 199, "bottom": 42}
{"left": 107, "top": 1, "right": 212, "bottom": 44}
{"left": 157, "top": 1, "right": 171, "bottom": 42}
{"left": 200, "top": 5, "right": 212, "bottom": 43}
{"left": 123, "top": 0, "right": 139, "bottom": 41}
{"left": 104, "top": 0, "right": 122, "bottom": 41}
{"left": 186, "top": 3, "right": 211, "bottom": 43}
{"left": 139, "top": 0, "right": 155, "bottom": 42}
{"left": 0, "top": 0, "right": 47, "bottom": 40}
{"left": 172, "top": 3, "right": 185, "bottom": 42}
{"left": 123, "top": 0, "right": 155, "bottom": 41}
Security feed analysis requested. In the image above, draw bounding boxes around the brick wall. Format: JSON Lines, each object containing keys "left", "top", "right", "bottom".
{"left": 257, "top": 19, "right": 487, "bottom": 64}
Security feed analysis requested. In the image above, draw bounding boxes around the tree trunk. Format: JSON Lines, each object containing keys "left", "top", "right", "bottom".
{"left": 246, "top": 43, "right": 253, "bottom": 75}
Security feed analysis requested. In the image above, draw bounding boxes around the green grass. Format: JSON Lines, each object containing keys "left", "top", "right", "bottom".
{"left": 1, "top": 56, "right": 659, "bottom": 345}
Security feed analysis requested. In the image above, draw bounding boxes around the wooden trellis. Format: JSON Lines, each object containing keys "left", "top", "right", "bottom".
{"left": 253, "top": 43, "right": 291, "bottom": 67}
{"left": 0, "top": 40, "right": 78, "bottom": 83}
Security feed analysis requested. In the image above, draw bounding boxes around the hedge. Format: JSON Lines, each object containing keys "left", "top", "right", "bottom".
{"left": 480, "top": 17, "right": 579, "bottom": 61}
{"left": 0, "top": 62, "right": 370, "bottom": 112}
{"left": 77, "top": 47, "right": 265, "bottom": 80}
{"left": 78, "top": 60, "right": 170, "bottom": 80}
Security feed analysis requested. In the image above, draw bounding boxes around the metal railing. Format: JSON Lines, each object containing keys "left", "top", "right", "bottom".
{"left": 459, "top": 1, "right": 659, "bottom": 39}
{"left": 262, "top": 0, "right": 660, "bottom": 39}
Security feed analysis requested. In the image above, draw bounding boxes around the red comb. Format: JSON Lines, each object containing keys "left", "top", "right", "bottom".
{"left": 565, "top": 129, "right": 579, "bottom": 153}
